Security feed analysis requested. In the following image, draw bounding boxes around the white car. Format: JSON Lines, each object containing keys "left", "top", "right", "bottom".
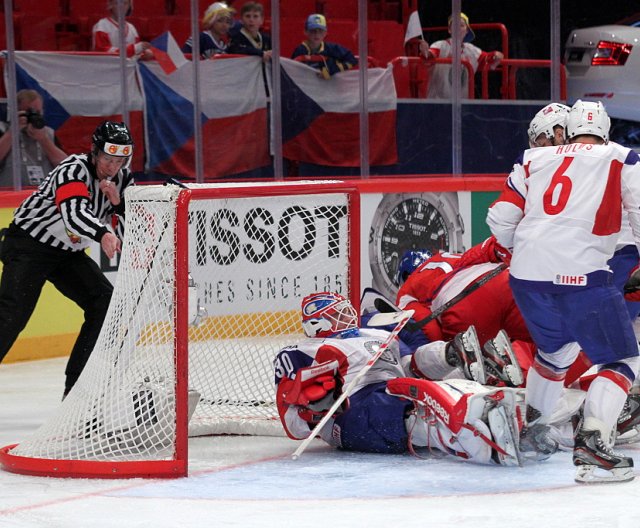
{"left": 565, "top": 23, "right": 640, "bottom": 146}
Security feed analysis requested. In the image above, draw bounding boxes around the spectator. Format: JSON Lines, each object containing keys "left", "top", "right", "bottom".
{"left": 0, "top": 122, "right": 134, "bottom": 398}
{"left": 420, "top": 12, "right": 503, "bottom": 99}
{"left": 182, "top": 2, "right": 235, "bottom": 59}
{"left": 0, "top": 89, "right": 67, "bottom": 188}
{"left": 291, "top": 14, "right": 357, "bottom": 79}
{"left": 92, "top": 0, "right": 152, "bottom": 59}
{"left": 228, "top": 2, "right": 272, "bottom": 61}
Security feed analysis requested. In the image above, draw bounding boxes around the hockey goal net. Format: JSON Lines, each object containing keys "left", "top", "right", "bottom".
{"left": 0, "top": 181, "right": 360, "bottom": 478}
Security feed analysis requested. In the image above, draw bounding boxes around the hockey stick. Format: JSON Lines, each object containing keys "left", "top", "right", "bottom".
{"left": 291, "top": 309, "right": 415, "bottom": 460}
{"left": 373, "top": 263, "right": 507, "bottom": 332}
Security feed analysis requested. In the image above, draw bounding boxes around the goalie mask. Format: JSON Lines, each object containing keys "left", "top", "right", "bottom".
{"left": 395, "top": 250, "right": 433, "bottom": 286}
{"left": 527, "top": 103, "right": 570, "bottom": 147}
{"left": 92, "top": 121, "right": 134, "bottom": 168}
{"left": 301, "top": 292, "right": 359, "bottom": 339}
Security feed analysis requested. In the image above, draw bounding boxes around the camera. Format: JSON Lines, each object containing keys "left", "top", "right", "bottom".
{"left": 24, "top": 108, "right": 45, "bottom": 129}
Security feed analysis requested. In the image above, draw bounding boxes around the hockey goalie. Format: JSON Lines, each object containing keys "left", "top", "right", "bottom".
{"left": 274, "top": 292, "right": 523, "bottom": 466}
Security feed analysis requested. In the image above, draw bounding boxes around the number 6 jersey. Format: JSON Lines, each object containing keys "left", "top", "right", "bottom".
{"left": 487, "top": 143, "right": 640, "bottom": 291}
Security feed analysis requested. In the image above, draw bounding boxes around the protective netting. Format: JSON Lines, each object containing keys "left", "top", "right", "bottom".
{"left": 8, "top": 182, "right": 354, "bottom": 464}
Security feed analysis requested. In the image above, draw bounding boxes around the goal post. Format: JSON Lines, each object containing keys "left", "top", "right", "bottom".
{"left": 0, "top": 181, "right": 360, "bottom": 478}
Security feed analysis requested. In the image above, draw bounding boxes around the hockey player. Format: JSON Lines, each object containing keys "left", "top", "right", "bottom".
{"left": 275, "top": 292, "right": 523, "bottom": 465}
{"left": 0, "top": 121, "right": 135, "bottom": 397}
{"left": 487, "top": 100, "right": 640, "bottom": 483}
{"left": 394, "top": 249, "right": 531, "bottom": 388}
{"left": 527, "top": 103, "right": 570, "bottom": 148}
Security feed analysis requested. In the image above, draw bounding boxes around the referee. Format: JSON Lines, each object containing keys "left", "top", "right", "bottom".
{"left": 0, "top": 121, "right": 134, "bottom": 398}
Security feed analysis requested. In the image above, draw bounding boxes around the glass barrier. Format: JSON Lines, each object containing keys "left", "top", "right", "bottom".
{"left": 0, "top": 1, "right": 637, "bottom": 190}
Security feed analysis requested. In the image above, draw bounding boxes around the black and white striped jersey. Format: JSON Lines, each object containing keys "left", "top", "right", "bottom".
{"left": 13, "top": 153, "right": 134, "bottom": 252}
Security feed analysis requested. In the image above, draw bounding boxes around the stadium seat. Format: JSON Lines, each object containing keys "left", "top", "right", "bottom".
{"left": 14, "top": 0, "right": 61, "bottom": 17}
{"left": 390, "top": 56, "right": 430, "bottom": 98}
{"left": 127, "top": 16, "right": 150, "bottom": 42}
{"left": 130, "top": 0, "right": 158, "bottom": 17}
{"left": 367, "top": 20, "right": 404, "bottom": 66}
{"left": 146, "top": 16, "right": 191, "bottom": 47}
{"left": 281, "top": 0, "right": 316, "bottom": 18}
{"left": 21, "top": 15, "right": 58, "bottom": 51}
{"left": 321, "top": 1, "right": 358, "bottom": 20}
{"left": 0, "top": 12, "right": 22, "bottom": 50}
{"left": 68, "top": 0, "right": 104, "bottom": 19}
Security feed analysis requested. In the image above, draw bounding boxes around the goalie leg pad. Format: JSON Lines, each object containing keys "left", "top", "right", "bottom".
{"left": 487, "top": 404, "right": 522, "bottom": 466}
{"left": 387, "top": 377, "right": 523, "bottom": 465}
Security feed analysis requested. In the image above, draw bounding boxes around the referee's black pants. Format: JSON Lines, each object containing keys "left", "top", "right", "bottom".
{"left": 0, "top": 224, "right": 113, "bottom": 393}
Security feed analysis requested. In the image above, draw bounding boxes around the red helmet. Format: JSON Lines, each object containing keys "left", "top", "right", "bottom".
{"left": 301, "top": 292, "right": 359, "bottom": 338}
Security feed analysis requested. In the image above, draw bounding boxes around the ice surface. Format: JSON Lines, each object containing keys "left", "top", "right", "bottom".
{"left": 2, "top": 358, "right": 640, "bottom": 528}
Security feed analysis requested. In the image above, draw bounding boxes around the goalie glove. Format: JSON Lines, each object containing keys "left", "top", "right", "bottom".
{"left": 624, "top": 265, "right": 640, "bottom": 302}
{"left": 277, "top": 360, "right": 347, "bottom": 437}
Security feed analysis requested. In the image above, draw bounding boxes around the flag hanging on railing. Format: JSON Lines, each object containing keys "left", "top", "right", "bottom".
{"left": 137, "top": 56, "right": 270, "bottom": 178}
{"left": 279, "top": 57, "right": 398, "bottom": 167}
{"left": 9, "top": 51, "right": 145, "bottom": 170}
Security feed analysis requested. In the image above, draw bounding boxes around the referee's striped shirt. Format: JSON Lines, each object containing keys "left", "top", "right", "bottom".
{"left": 13, "top": 153, "right": 134, "bottom": 252}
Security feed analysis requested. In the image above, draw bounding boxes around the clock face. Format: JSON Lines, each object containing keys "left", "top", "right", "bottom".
{"left": 379, "top": 197, "right": 450, "bottom": 289}
{"left": 369, "top": 193, "right": 464, "bottom": 301}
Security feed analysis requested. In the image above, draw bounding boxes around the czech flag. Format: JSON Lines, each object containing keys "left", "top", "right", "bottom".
{"left": 11, "top": 51, "right": 145, "bottom": 171}
{"left": 138, "top": 56, "right": 270, "bottom": 178}
{"left": 279, "top": 57, "right": 398, "bottom": 167}
{"left": 149, "top": 31, "right": 188, "bottom": 75}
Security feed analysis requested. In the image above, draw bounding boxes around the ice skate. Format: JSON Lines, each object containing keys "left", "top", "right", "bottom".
{"left": 615, "top": 393, "right": 640, "bottom": 445}
{"left": 574, "top": 428, "right": 634, "bottom": 483}
{"left": 482, "top": 330, "right": 524, "bottom": 387}
{"left": 445, "top": 325, "right": 485, "bottom": 384}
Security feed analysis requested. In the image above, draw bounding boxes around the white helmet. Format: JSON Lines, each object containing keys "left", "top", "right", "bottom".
{"left": 566, "top": 100, "right": 610, "bottom": 143}
{"left": 527, "top": 103, "right": 570, "bottom": 147}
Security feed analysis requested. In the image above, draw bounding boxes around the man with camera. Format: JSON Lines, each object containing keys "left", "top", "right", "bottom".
{"left": 0, "top": 89, "right": 67, "bottom": 188}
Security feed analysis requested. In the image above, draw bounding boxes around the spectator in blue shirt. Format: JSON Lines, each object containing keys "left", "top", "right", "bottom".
{"left": 291, "top": 14, "right": 358, "bottom": 79}
{"left": 182, "top": 2, "right": 235, "bottom": 59}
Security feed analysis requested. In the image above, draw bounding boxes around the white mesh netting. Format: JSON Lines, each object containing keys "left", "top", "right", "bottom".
{"left": 8, "top": 182, "right": 354, "bottom": 464}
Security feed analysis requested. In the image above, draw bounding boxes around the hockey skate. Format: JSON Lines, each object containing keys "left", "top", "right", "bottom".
{"left": 445, "top": 325, "right": 486, "bottom": 384}
{"left": 481, "top": 330, "right": 524, "bottom": 387}
{"left": 615, "top": 394, "right": 640, "bottom": 445}
{"left": 574, "top": 428, "right": 635, "bottom": 483}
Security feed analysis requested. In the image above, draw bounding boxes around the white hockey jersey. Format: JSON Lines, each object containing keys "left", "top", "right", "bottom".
{"left": 487, "top": 142, "right": 640, "bottom": 289}
{"left": 274, "top": 328, "right": 409, "bottom": 441}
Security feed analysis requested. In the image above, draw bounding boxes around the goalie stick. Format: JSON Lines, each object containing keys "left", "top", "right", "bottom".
{"left": 373, "top": 263, "right": 508, "bottom": 332}
{"left": 291, "top": 309, "right": 415, "bottom": 460}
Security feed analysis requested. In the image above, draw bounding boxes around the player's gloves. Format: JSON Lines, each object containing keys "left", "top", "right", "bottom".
{"left": 455, "top": 235, "right": 512, "bottom": 268}
{"left": 493, "top": 241, "right": 512, "bottom": 265}
{"left": 279, "top": 360, "right": 346, "bottom": 424}
{"left": 624, "top": 265, "right": 640, "bottom": 302}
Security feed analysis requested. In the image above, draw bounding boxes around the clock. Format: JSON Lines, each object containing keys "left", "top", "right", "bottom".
{"left": 369, "top": 192, "right": 465, "bottom": 300}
